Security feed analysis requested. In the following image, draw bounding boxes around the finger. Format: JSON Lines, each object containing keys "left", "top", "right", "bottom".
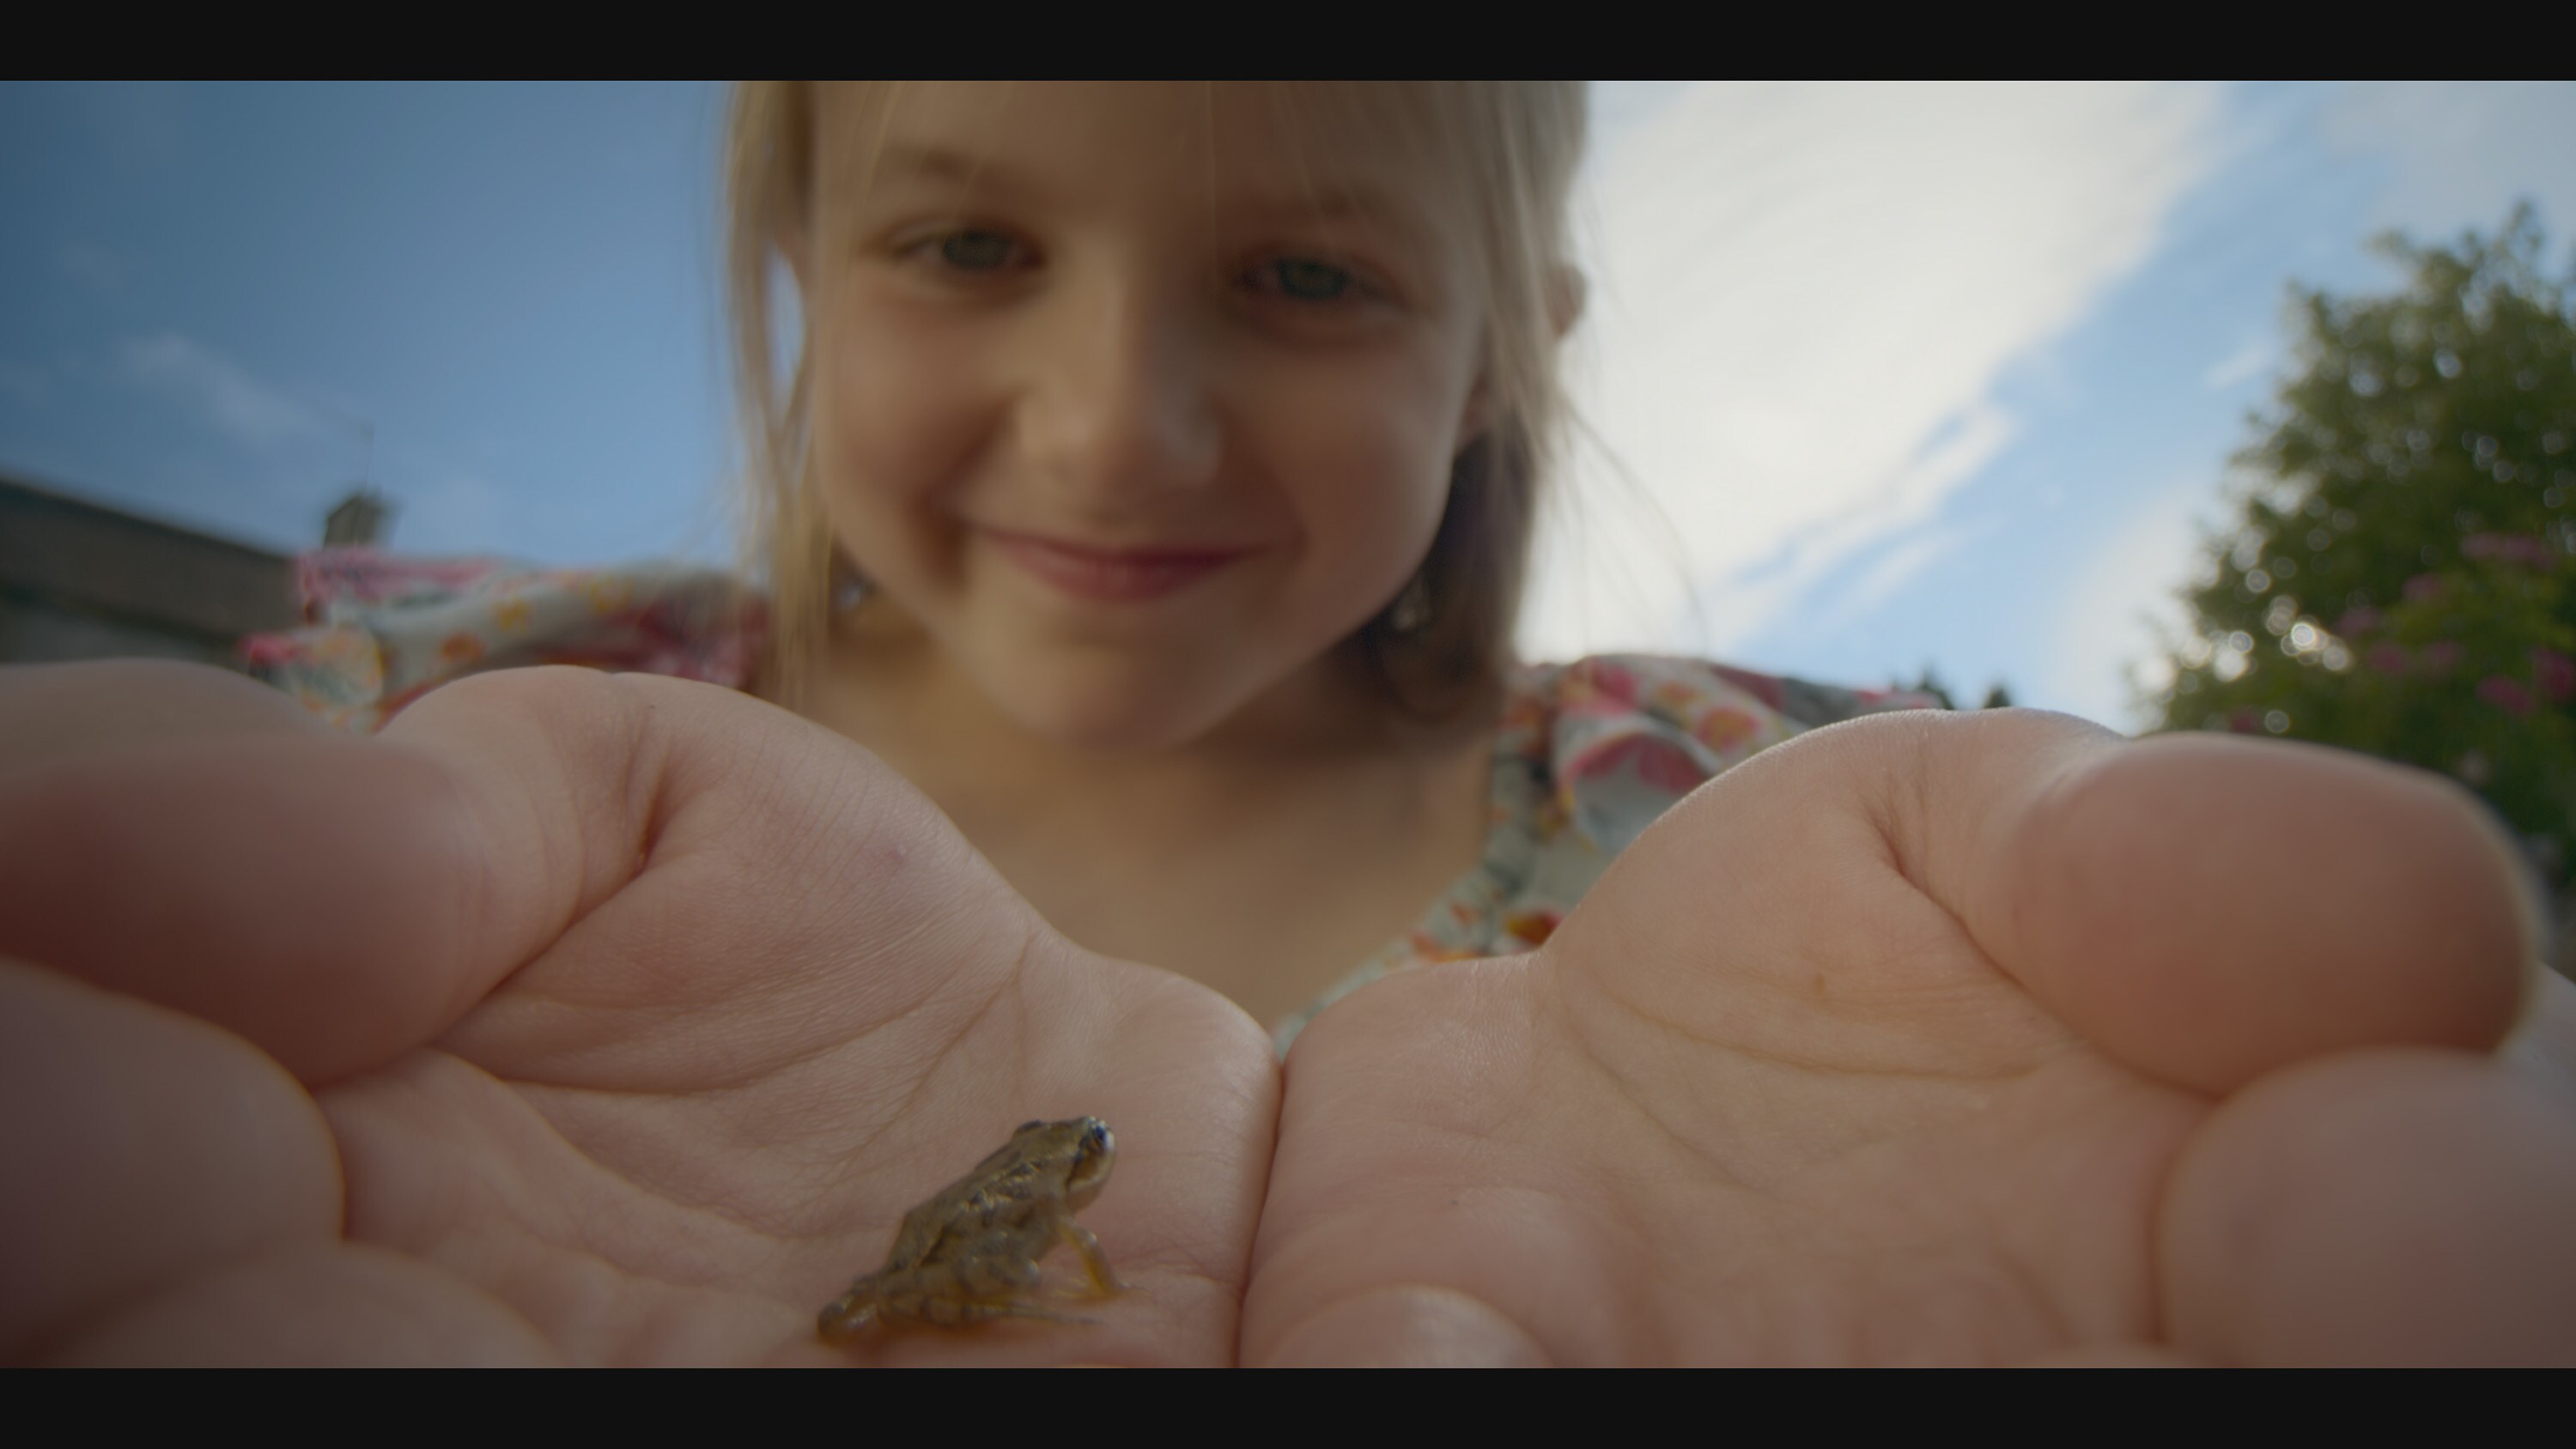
{"left": 0, "top": 730, "right": 500, "bottom": 1084}
{"left": 2160, "top": 1048, "right": 2576, "bottom": 1366}
{"left": 0, "top": 660, "right": 326, "bottom": 769}
{"left": 0, "top": 957, "right": 338, "bottom": 1363}
{"left": 1571, "top": 710, "right": 2534, "bottom": 1097}
{"left": 0, "top": 665, "right": 932, "bottom": 1085}
{"left": 0, "top": 661, "right": 490, "bottom": 1082}
{"left": 1929, "top": 714, "right": 2535, "bottom": 1095}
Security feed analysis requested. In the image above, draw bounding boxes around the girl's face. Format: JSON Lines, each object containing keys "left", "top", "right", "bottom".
{"left": 803, "top": 83, "right": 1490, "bottom": 750}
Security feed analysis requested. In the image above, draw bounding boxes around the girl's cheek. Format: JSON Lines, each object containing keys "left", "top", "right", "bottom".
{"left": 1249, "top": 361, "right": 1463, "bottom": 582}
{"left": 817, "top": 297, "right": 998, "bottom": 512}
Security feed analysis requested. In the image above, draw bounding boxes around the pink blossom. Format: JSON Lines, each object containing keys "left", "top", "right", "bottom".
{"left": 2420, "top": 640, "right": 2464, "bottom": 674}
{"left": 1567, "top": 736, "right": 1710, "bottom": 795}
{"left": 1570, "top": 659, "right": 1642, "bottom": 707}
{"left": 298, "top": 548, "right": 509, "bottom": 610}
{"left": 2403, "top": 573, "right": 2448, "bottom": 603}
{"left": 2533, "top": 648, "right": 2576, "bottom": 703}
{"left": 2366, "top": 642, "right": 2411, "bottom": 675}
{"left": 2477, "top": 676, "right": 2535, "bottom": 715}
{"left": 2336, "top": 606, "right": 2383, "bottom": 637}
{"left": 2463, "top": 532, "right": 2560, "bottom": 570}
{"left": 236, "top": 634, "right": 299, "bottom": 669}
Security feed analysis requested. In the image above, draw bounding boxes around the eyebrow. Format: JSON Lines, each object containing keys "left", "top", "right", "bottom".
{"left": 868, "top": 143, "right": 1034, "bottom": 200}
{"left": 1241, "top": 181, "right": 1422, "bottom": 235}
{"left": 1233, "top": 183, "right": 1443, "bottom": 281}
{"left": 869, "top": 142, "right": 1429, "bottom": 244}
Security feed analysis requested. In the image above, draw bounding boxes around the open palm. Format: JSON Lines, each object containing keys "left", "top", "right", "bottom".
{"left": 1, "top": 666, "right": 1275, "bottom": 1366}
{"left": 1244, "top": 712, "right": 2576, "bottom": 1366}
{"left": 8, "top": 667, "right": 2572, "bottom": 1366}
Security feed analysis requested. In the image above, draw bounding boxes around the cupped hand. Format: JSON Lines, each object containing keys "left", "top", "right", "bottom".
{"left": 0, "top": 663, "right": 1275, "bottom": 1366}
{"left": 1244, "top": 708, "right": 2576, "bottom": 1366}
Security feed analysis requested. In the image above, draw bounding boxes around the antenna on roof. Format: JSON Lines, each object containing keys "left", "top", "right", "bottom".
{"left": 325, "top": 489, "right": 394, "bottom": 547}
{"left": 311, "top": 403, "right": 392, "bottom": 547}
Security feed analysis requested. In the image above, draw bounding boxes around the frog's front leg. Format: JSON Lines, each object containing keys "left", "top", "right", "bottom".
{"left": 1054, "top": 1215, "right": 1128, "bottom": 1297}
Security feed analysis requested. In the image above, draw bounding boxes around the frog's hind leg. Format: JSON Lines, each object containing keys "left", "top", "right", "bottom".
{"left": 817, "top": 1281, "right": 885, "bottom": 1340}
{"left": 1054, "top": 1217, "right": 1131, "bottom": 1298}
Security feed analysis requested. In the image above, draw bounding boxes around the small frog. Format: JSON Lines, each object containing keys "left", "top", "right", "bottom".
{"left": 817, "top": 1116, "right": 1127, "bottom": 1337}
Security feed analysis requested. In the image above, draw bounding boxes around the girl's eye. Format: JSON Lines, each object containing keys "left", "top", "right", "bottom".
{"left": 1255, "top": 258, "right": 1362, "bottom": 305}
{"left": 929, "top": 229, "right": 1022, "bottom": 272}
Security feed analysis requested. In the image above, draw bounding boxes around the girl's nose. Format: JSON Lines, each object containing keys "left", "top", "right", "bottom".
{"left": 1014, "top": 272, "right": 1222, "bottom": 516}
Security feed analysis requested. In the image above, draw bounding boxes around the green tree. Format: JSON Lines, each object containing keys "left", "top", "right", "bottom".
{"left": 1905, "top": 667, "right": 2014, "bottom": 712}
{"left": 2153, "top": 205, "right": 2576, "bottom": 908}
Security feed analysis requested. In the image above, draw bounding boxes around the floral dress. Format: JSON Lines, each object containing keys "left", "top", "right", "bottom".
{"left": 243, "top": 548, "right": 1940, "bottom": 1051}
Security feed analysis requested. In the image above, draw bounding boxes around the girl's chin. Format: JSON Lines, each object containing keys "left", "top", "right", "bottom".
{"left": 979, "top": 659, "right": 1252, "bottom": 755}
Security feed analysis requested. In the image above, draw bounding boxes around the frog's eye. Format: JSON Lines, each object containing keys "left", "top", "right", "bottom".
{"left": 1083, "top": 1121, "right": 1113, "bottom": 1154}
{"left": 1015, "top": 1119, "right": 1048, "bottom": 1135}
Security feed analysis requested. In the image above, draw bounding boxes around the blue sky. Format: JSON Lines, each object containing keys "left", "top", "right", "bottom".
{"left": 0, "top": 82, "right": 733, "bottom": 565}
{"left": 3, "top": 82, "right": 2570, "bottom": 730}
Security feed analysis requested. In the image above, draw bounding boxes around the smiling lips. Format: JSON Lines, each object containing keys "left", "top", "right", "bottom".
{"left": 984, "top": 529, "right": 1256, "bottom": 603}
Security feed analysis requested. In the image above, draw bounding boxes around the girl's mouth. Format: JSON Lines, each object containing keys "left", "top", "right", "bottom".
{"left": 982, "top": 529, "right": 1255, "bottom": 603}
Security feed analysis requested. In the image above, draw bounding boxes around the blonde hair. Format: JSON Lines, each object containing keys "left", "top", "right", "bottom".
{"left": 725, "top": 82, "right": 1587, "bottom": 714}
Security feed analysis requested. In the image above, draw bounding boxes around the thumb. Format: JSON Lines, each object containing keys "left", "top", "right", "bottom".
{"left": 1941, "top": 717, "right": 2537, "bottom": 1094}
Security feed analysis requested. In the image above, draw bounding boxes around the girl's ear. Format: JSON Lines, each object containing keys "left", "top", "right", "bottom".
{"left": 1457, "top": 373, "right": 1499, "bottom": 448}
{"left": 1456, "top": 264, "right": 1590, "bottom": 447}
{"left": 1549, "top": 264, "right": 1588, "bottom": 341}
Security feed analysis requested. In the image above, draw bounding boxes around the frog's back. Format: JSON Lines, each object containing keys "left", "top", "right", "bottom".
{"left": 822, "top": 1119, "right": 1121, "bottom": 1338}
{"left": 883, "top": 1142, "right": 1059, "bottom": 1270}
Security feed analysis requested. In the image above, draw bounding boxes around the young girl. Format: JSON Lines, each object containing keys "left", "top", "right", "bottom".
{"left": 244, "top": 82, "right": 1930, "bottom": 1046}
{"left": 10, "top": 82, "right": 2569, "bottom": 1367}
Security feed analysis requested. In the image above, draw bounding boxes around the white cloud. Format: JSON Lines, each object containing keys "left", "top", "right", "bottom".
{"left": 2202, "top": 335, "right": 2274, "bottom": 391}
{"left": 121, "top": 333, "right": 344, "bottom": 449}
{"left": 1808, "top": 510, "right": 2010, "bottom": 639}
{"left": 2323, "top": 82, "right": 2576, "bottom": 242}
{"left": 1525, "top": 82, "right": 2221, "bottom": 663}
{"left": 2043, "top": 472, "right": 2226, "bottom": 731}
